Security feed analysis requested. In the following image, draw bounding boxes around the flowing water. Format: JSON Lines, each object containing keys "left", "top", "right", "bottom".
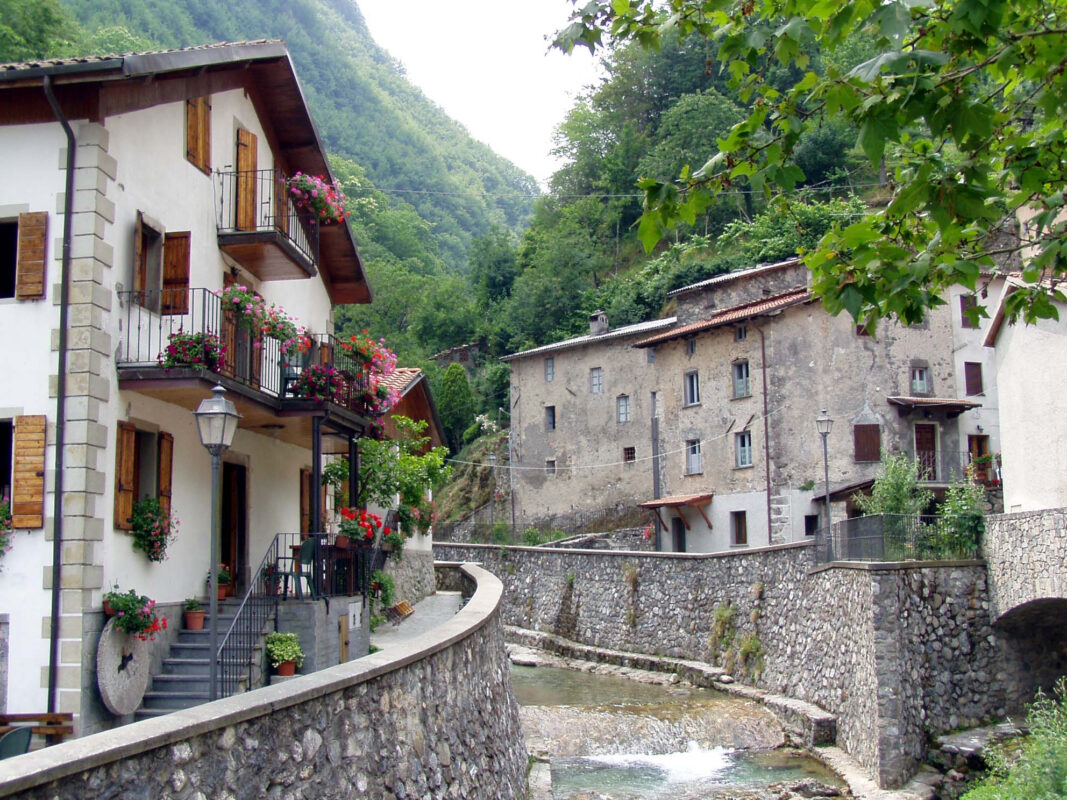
{"left": 511, "top": 662, "right": 845, "bottom": 800}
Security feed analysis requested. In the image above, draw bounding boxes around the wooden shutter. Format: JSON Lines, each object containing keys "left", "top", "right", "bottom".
{"left": 114, "top": 422, "right": 137, "bottom": 531}
{"left": 134, "top": 211, "right": 146, "bottom": 295}
{"left": 15, "top": 212, "right": 47, "bottom": 301}
{"left": 235, "top": 129, "right": 258, "bottom": 232}
{"left": 960, "top": 295, "right": 978, "bottom": 329}
{"left": 11, "top": 415, "right": 46, "bottom": 529}
{"left": 157, "top": 431, "right": 173, "bottom": 519}
{"left": 964, "top": 362, "right": 983, "bottom": 396}
{"left": 161, "top": 232, "right": 191, "bottom": 315}
{"left": 853, "top": 424, "right": 881, "bottom": 462}
{"left": 299, "top": 468, "right": 311, "bottom": 534}
{"left": 274, "top": 170, "right": 290, "bottom": 235}
{"left": 185, "top": 96, "right": 210, "bottom": 172}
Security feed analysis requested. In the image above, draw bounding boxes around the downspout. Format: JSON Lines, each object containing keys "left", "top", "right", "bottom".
{"left": 757, "top": 325, "right": 772, "bottom": 545}
{"left": 43, "top": 75, "right": 75, "bottom": 715}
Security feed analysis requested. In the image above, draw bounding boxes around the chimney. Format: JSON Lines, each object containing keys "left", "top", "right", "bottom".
{"left": 589, "top": 310, "right": 609, "bottom": 335}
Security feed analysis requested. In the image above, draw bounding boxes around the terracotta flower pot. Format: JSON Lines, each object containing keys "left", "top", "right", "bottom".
{"left": 184, "top": 610, "right": 206, "bottom": 631}
{"left": 103, "top": 600, "right": 115, "bottom": 617}
{"left": 217, "top": 583, "right": 228, "bottom": 602}
{"left": 275, "top": 660, "right": 297, "bottom": 677}
{"left": 335, "top": 534, "right": 350, "bottom": 549}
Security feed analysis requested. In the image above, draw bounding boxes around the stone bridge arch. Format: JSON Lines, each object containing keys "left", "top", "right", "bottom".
{"left": 993, "top": 597, "right": 1067, "bottom": 712}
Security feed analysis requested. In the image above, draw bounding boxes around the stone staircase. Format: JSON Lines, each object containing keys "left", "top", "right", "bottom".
{"left": 135, "top": 600, "right": 270, "bottom": 719}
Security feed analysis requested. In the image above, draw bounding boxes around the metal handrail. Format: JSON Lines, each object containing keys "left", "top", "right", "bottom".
{"left": 814, "top": 513, "right": 983, "bottom": 565}
{"left": 214, "top": 168, "right": 319, "bottom": 267}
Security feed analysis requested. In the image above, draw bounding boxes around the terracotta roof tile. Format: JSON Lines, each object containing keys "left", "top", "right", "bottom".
{"left": 380, "top": 367, "right": 423, "bottom": 396}
{"left": 666, "top": 258, "right": 803, "bottom": 298}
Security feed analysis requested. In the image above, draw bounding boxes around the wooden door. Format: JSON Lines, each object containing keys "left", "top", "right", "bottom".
{"left": 235, "top": 129, "right": 258, "bottom": 231}
{"left": 221, "top": 462, "right": 247, "bottom": 590}
{"left": 338, "top": 615, "right": 349, "bottom": 662}
{"left": 914, "top": 423, "right": 938, "bottom": 481}
{"left": 968, "top": 434, "right": 990, "bottom": 482}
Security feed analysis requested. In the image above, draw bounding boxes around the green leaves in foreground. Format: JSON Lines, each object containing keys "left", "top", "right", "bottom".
{"left": 555, "top": 0, "right": 1067, "bottom": 328}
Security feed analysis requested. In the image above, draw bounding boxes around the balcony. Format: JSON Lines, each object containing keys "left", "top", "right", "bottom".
{"left": 215, "top": 169, "right": 319, "bottom": 281}
{"left": 116, "top": 288, "right": 374, "bottom": 447}
{"left": 814, "top": 513, "right": 983, "bottom": 564}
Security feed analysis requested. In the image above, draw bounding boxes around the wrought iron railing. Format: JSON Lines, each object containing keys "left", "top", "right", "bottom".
{"left": 216, "top": 531, "right": 375, "bottom": 698}
{"left": 215, "top": 168, "right": 319, "bottom": 267}
{"left": 278, "top": 333, "right": 375, "bottom": 416}
{"left": 814, "top": 513, "right": 983, "bottom": 564}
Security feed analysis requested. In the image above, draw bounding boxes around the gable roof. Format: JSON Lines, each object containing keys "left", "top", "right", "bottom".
{"left": 500, "top": 317, "right": 677, "bottom": 362}
{"left": 633, "top": 288, "right": 813, "bottom": 347}
{"left": 0, "top": 40, "right": 370, "bottom": 304}
{"left": 666, "top": 258, "right": 804, "bottom": 298}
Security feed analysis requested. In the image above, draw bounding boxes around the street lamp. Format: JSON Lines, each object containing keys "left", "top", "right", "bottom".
{"left": 194, "top": 385, "right": 241, "bottom": 700}
{"left": 815, "top": 410, "right": 833, "bottom": 536}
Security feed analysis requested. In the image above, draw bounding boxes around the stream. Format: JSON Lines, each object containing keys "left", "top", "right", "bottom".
{"left": 511, "top": 653, "right": 847, "bottom": 800}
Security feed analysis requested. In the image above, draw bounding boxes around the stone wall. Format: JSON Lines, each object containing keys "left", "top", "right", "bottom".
{"left": 0, "top": 564, "right": 527, "bottom": 800}
{"left": 436, "top": 541, "right": 1001, "bottom": 787}
{"left": 382, "top": 549, "right": 436, "bottom": 607}
{"left": 984, "top": 506, "right": 1067, "bottom": 620}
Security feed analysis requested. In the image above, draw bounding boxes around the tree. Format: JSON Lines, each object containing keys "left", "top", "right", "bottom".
{"left": 355, "top": 416, "right": 451, "bottom": 525}
{"left": 0, "top": 0, "right": 78, "bottom": 61}
{"left": 852, "top": 450, "right": 934, "bottom": 517}
{"left": 468, "top": 226, "right": 518, "bottom": 306}
{"left": 436, "top": 363, "right": 474, "bottom": 453}
{"left": 556, "top": 0, "right": 1067, "bottom": 330}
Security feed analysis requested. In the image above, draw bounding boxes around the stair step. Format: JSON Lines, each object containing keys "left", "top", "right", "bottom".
{"left": 140, "top": 690, "right": 211, "bottom": 710}
{"left": 162, "top": 658, "right": 212, "bottom": 676}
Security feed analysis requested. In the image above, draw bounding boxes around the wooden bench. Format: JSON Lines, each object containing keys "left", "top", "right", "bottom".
{"left": 384, "top": 600, "right": 415, "bottom": 625}
{"left": 0, "top": 713, "right": 74, "bottom": 745}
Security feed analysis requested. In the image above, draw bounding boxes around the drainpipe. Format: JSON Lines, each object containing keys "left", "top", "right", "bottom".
{"left": 650, "top": 391, "right": 661, "bottom": 550}
{"left": 757, "top": 325, "right": 772, "bottom": 545}
{"left": 42, "top": 75, "right": 75, "bottom": 715}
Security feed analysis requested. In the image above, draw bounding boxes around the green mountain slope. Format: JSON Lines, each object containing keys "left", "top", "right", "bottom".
{"left": 60, "top": 0, "right": 537, "bottom": 271}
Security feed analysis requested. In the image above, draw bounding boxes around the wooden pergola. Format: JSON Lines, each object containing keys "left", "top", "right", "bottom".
{"left": 638, "top": 493, "right": 714, "bottom": 530}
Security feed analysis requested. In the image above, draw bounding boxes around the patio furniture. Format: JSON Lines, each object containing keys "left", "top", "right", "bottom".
{"left": 278, "top": 537, "right": 318, "bottom": 600}
{"left": 0, "top": 728, "right": 31, "bottom": 759}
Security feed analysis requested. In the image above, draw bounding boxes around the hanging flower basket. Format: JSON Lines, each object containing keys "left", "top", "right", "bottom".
{"left": 216, "top": 285, "right": 311, "bottom": 355}
{"left": 128, "top": 497, "right": 178, "bottom": 562}
{"left": 158, "top": 330, "right": 226, "bottom": 372}
{"left": 287, "top": 173, "right": 350, "bottom": 225}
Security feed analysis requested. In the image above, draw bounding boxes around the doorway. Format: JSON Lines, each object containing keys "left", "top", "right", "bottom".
{"left": 221, "top": 462, "right": 248, "bottom": 590}
{"left": 671, "top": 516, "right": 687, "bottom": 553}
{"left": 914, "top": 423, "right": 938, "bottom": 481}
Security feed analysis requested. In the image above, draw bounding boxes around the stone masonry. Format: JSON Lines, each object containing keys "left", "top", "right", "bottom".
{"left": 435, "top": 541, "right": 1004, "bottom": 788}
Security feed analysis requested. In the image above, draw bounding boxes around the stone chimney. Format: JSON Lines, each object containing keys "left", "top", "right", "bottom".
{"left": 589, "top": 310, "right": 609, "bottom": 336}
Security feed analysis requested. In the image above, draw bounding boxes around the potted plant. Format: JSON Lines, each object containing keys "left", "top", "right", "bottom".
{"left": 265, "top": 632, "right": 304, "bottom": 676}
{"left": 128, "top": 497, "right": 178, "bottom": 562}
{"left": 157, "top": 329, "right": 226, "bottom": 372}
{"left": 209, "top": 564, "right": 232, "bottom": 601}
{"left": 183, "top": 598, "right": 205, "bottom": 631}
{"left": 286, "top": 172, "right": 350, "bottom": 224}
{"left": 338, "top": 507, "right": 383, "bottom": 545}
{"left": 102, "top": 588, "right": 167, "bottom": 641}
{"left": 383, "top": 527, "right": 405, "bottom": 560}
{"left": 0, "top": 495, "right": 12, "bottom": 566}
{"left": 369, "top": 569, "right": 395, "bottom": 608}
{"left": 260, "top": 563, "right": 278, "bottom": 596}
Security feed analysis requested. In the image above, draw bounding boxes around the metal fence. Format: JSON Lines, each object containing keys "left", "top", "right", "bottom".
{"left": 814, "top": 513, "right": 983, "bottom": 564}
{"left": 215, "top": 168, "right": 318, "bottom": 267}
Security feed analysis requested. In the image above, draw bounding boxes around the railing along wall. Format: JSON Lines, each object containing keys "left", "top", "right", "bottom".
{"left": 215, "top": 168, "right": 319, "bottom": 266}
{"left": 814, "top": 513, "right": 983, "bottom": 564}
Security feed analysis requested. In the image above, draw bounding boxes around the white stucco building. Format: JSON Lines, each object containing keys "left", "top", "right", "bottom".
{"left": 0, "top": 41, "right": 406, "bottom": 732}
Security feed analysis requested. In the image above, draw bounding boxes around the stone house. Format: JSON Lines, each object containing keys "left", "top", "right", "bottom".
{"left": 504, "top": 260, "right": 1001, "bottom": 550}
{"left": 0, "top": 41, "right": 416, "bottom": 733}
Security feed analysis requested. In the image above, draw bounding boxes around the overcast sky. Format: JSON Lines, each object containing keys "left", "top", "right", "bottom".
{"left": 357, "top": 0, "right": 602, "bottom": 186}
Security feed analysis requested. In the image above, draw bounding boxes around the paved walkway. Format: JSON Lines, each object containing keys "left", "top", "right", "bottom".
{"left": 368, "top": 591, "right": 465, "bottom": 650}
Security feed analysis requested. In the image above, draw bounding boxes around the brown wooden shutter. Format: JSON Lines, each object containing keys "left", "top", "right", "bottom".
{"left": 134, "top": 211, "right": 146, "bottom": 295}
{"left": 161, "top": 232, "right": 191, "bottom": 315}
{"left": 853, "top": 424, "right": 881, "bottom": 462}
{"left": 960, "top": 295, "right": 978, "bottom": 329}
{"left": 186, "top": 97, "right": 210, "bottom": 172}
{"left": 11, "top": 415, "right": 46, "bottom": 529}
{"left": 274, "top": 170, "right": 290, "bottom": 235}
{"left": 157, "top": 431, "right": 174, "bottom": 519}
{"left": 114, "top": 421, "right": 137, "bottom": 531}
{"left": 299, "top": 468, "right": 311, "bottom": 534}
{"left": 235, "top": 129, "right": 258, "bottom": 231}
{"left": 964, "top": 362, "right": 983, "bottom": 396}
{"left": 15, "top": 212, "right": 47, "bottom": 301}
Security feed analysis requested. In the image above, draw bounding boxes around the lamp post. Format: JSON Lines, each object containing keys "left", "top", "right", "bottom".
{"left": 194, "top": 385, "right": 241, "bottom": 700}
{"left": 816, "top": 410, "right": 833, "bottom": 536}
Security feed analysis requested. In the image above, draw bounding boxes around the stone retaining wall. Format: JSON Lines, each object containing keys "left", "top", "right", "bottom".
{"left": 435, "top": 542, "right": 1000, "bottom": 787}
{"left": 984, "top": 506, "right": 1067, "bottom": 620}
{"left": 0, "top": 564, "right": 526, "bottom": 800}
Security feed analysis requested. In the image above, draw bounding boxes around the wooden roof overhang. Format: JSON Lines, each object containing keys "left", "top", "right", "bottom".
{"left": 117, "top": 367, "right": 370, "bottom": 453}
{"left": 379, "top": 370, "right": 446, "bottom": 450}
{"left": 886, "top": 396, "right": 982, "bottom": 419}
{"left": 0, "top": 41, "right": 370, "bottom": 305}
{"left": 638, "top": 493, "right": 714, "bottom": 530}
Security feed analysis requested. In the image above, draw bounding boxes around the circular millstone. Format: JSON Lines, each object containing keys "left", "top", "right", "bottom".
{"left": 96, "top": 618, "right": 151, "bottom": 716}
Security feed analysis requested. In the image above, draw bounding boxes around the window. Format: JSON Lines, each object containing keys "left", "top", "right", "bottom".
{"left": 114, "top": 422, "right": 174, "bottom": 530}
{"left": 853, "top": 424, "right": 881, "bottom": 462}
{"left": 805, "top": 515, "right": 819, "bottom": 536}
{"left": 686, "top": 338, "right": 696, "bottom": 356}
{"left": 544, "top": 406, "right": 556, "bottom": 431}
{"left": 911, "top": 366, "right": 930, "bottom": 395}
{"left": 589, "top": 367, "right": 603, "bottom": 394}
{"left": 623, "top": 446, "right": 636, "bottom": 463}
{"left": 732, "top": 360, "right": 751, "bottom": 398}
{"left": 134, "top": 213, "right": 191, "bottom": 314}
{"left": 731, "top": 511, "right": 748, "bottom": 545}
{"left": 684, "top": 371, "right": 700, "bottom": 406}
{"left": 960, "top": 294, "right": 979, "bottom": 329}
{"left": 685, "top": 439, "right": 702, "bottom": 474}
{"left": 616, "top": 395, "right": 631, "bottom": 423}
{"left": 185, "top": 96, "right": 211, "bottom": 173}
{"left": 735, "top": 431, "right": 753, "bottom": 468}
{"left": 855, "top": 323, "right": 871, "bottom": 337}
{"left": 0, "top": 212, "right": 47, "bottom": 300}
{"left": 545, "top": 459, "right": 556, "bottom": 476}
{"left": 544, "top": 357, "right": 554, "bottom": 382}
{"left": 651, "top": 391, "right": 660, "bottom": 418}
{"left": 964, "top": 362, "right": 983, "bottom": 396}
{"left": 736, "top": 324, "right": 747, "bottom": 342}
{"left": 647, "top": 348, "right": 656, "bottom": 364}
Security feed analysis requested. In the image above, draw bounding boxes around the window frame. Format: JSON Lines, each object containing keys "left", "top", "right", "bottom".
{"left": 731, "top": 510, "right": 748, "bottom": 545}
{"left": 853, "top": 424, "right": 882, "bottom": 463}
{"left": 964, "top": 362, "right": 983, "bottom": 396}
{"left": 544, "top": 356, "right": 554, "bottom": 382}
{"left": 589, "top": 366, "right": 604, "bottom": 394}
{"left": 735, "top": 324, "right": 747, "bottom": 342}
{"left": 960, "top": 294, "right": 979, "bottom": 329}
{"left": 685, "top": 439, "right": 702, "bottom": 475}
{"left": 686, "top": 338, "right": 696, "bottom": 356}
{"left": 616, "top": 394, "right": 631, "bottom": 423}
{"left": 683, "top": 370, "right": 700, "bottom": 407}
{"left": 544, "top": 405, "right": 556, "bottom": 432}
{"left": 623, "top": 446, "right": 636, "bottom": 463}
{"left": 735, "top": 430, "right": 753, "bottom": 468}
{"left": 910, "top": 365, "right": 931, "bottom": 395}
{"left": 545, "top": 459, "right": 556, "bottom": 476}
{"left": 732, "top": 360, "right": 751, "bottom": 398}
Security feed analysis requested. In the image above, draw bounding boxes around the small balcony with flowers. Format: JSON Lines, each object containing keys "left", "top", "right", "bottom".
{"left": 115, "top": 283, "right": 399, "bottom": 450}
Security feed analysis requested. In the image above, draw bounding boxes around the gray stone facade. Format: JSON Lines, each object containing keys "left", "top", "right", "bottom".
{"left": 0, "top": 564, "right": 527, "bottom": 800}
{"left": 381, "top": 549, "right": 436, "bottom": 606}
{"left": 436, "top": 541, "right": 1003, "bottom": 788}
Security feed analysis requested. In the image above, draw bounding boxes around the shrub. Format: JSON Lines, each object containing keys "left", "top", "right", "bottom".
{"left": 930, "top": 478, "right": 986, "bottom": 558}
{"left": 264, "top": 632, "right": 304, "bottom": 669}
{"left": 853, "top": 450, "right": 934, "bottom": 516}
{"left": 370, "top": 570, "right": 395, "bottom": 608}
